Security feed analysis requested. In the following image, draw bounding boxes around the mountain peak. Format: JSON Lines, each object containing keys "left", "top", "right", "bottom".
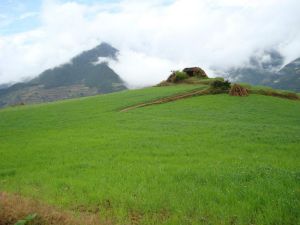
{"left": 72, "top": 42, "right": 118, "bottom": 65}
{"left": 0, "top": 42, "right": 126, "bottom": 108}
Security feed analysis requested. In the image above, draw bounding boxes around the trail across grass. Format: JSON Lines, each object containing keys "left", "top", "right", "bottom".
{"left": 120, "top": 85, "right": 208, "bottom": 112}
{"left": 0, "top": 85, "right": 299, "bottom": 225}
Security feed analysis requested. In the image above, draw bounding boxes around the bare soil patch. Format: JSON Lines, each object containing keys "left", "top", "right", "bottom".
{"left": 0, "top": 192, "right": 110, "bottom": 225}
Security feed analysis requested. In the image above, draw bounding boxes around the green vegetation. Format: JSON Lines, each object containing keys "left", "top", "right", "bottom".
{"left": 0, "top": 84, "right": 299, "bottom": 225}
{"left": 210, "top": 80, "right": 231, "bottom": 90}
{"left": 15, "top": 214, "right": 37, "bottom": 225}
{"left": 243, "top": 85, "right": 299, "bottom": 100}
{"left": 196, "top": 77, "right": 225, "bottom": 85}
{"left": 174, "top": 70, "right": 189, "bottom": 81}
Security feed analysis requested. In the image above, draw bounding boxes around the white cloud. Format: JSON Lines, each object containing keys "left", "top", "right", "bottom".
{"left": 109, "top": 50, "right": 186, "bottom": 88}
{"left": 19, "top": 12, "right": 39, "bottom": 20}
{"left": 93, "top": 57, "right": 109, "bottom": 65}
{"left": 0, "top": 0, "right": 300, "bottom": 87}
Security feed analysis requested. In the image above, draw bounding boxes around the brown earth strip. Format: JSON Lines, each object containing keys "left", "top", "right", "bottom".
{"left": 120, "top": 88, "right": 211, "bottom": 112}
{"left": 120, "top": 85, "right": 299, "bottom": 112}
{"left": 0, "top": 192, "right": 111, "bottom": 225}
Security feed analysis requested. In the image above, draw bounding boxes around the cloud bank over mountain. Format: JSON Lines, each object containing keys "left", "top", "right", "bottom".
{"left": 0, "top": 0, "right": 300, "bottom": 87}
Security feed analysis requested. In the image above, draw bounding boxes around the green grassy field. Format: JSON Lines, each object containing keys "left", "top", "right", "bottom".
{"left": 0, "top": 84, "right": 299, "bottom": 225}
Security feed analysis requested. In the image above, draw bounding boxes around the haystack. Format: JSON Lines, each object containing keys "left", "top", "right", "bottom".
{"left": 229, "top": 84, "right": 248, "bottom": 96}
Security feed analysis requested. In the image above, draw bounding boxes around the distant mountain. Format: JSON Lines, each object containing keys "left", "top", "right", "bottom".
{"left": 0, "top": 83, "right": 11, "bottom": 90}
{"left": 0, "top": 43, "right": 126, "bottom": 108}
{"left": 226, "top": 50, "right": 300, "bottom": 92}
{"left": 226, "top": 50, "right": 284, "bottom": 85}
{"left": 266, "top": 57, "right": 300, "bottom": 92}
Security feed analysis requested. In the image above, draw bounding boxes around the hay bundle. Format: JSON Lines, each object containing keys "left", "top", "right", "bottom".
{"left": 229, "top": 84, "right": 248, "bottom": 96}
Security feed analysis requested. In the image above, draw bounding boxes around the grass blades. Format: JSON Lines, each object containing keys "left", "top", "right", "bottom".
{"left": 0, "top": 85, "right": 299, "bottom": 224}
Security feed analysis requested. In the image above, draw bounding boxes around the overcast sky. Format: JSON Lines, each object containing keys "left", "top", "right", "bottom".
{"left": 0, "top": 0, "right": 300, "bottom": 87}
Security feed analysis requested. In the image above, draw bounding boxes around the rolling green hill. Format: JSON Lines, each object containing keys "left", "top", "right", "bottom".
{"left": 0, "top": 84, "right": 299, "bottom": 225}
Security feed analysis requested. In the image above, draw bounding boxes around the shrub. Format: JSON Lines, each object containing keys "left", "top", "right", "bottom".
{"left": 174, "top": 71, "right": 189, "bottom": 81}
{"left": 210, "top": 80, "right": 231, "bottom": 90}
{"left": 165, "top": 71, "right": 189, "bottom": 83}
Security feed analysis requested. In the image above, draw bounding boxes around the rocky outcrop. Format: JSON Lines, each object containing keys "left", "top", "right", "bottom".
{"left": 183, "top": 67, "right": 208, "bottom": 78}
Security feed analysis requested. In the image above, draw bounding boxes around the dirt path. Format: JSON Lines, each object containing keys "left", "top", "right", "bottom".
{"left": 120, "top": 88, "right": 211, "bottom": 112}
{"left": 120, "top": 85, "right": 300, "bottom": 112}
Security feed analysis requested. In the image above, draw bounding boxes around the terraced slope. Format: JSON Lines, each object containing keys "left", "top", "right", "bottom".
{"left": 0, "top": 85, "right": 299, "bottom": 225}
